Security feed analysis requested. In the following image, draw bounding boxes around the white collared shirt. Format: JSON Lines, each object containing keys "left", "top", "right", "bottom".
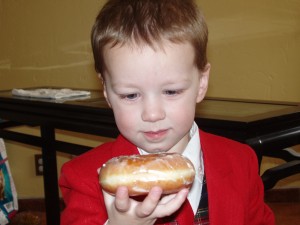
{"left": 138, "top": 122, "right": 204, "bottom": 215}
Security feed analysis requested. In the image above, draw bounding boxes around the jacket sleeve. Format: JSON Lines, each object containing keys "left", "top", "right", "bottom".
{"left": 246, "top": 149, "right": 275, "bottom": 225}
{"left": 59, "top": 162, "right": 108, "bottom": 225}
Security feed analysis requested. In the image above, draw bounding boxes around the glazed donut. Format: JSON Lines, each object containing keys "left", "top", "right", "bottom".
{"left": 99, "top": 153, "right": 195, "bottom": 196}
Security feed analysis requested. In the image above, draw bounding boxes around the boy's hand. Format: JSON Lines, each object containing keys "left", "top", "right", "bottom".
{"left": 103, "top": 186, "right": 189, "bottom": 225}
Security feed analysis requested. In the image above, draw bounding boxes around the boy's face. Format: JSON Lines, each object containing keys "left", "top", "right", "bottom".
{"left": 102, "top": 40, "right": 210, "bottom": 154}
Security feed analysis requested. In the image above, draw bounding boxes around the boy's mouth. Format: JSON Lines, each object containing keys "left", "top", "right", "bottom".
{"left": 143, "top": 129, "right": 168, "bottom": 141}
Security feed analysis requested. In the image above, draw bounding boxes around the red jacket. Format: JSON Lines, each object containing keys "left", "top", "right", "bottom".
{"left": 59, "top": 130, "right": 275, "bottom": 225}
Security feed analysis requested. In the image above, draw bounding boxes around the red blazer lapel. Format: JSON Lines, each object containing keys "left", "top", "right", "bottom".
{"left": 205, "top": 170, "right": 245, "bottom": 225}
{"left": 200, "top": 130, "right": 246, "bottom": 225}
{"left": 175, "top": 200, "right": 195, "bottom": 225}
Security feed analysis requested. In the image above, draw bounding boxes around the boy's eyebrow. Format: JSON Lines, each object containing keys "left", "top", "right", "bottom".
{"left": 109, "top": 79, "right": 140, "bottom": 89}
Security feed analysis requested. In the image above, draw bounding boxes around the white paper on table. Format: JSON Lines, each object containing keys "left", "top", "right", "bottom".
{"left": 12, "top": 88, "right": 91, "bottom": 100}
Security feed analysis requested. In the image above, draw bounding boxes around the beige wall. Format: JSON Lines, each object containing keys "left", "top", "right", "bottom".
{"left": 201, "top": 0, "right": 300, "bottom": 102}
{"left": 0, "top": 0, "right": 299, "bottom": 198}
{"left": 0, "top": 0, "right": 103, "bottom": 90}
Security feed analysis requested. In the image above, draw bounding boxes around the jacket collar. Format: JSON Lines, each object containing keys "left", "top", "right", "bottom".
{"left": 199, "top": 130, "right": 245, "bottom": 225}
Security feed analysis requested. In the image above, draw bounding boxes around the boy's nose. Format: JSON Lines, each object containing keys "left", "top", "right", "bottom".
{"left": 141, "top": 99, "right": 166, "bottom": 122}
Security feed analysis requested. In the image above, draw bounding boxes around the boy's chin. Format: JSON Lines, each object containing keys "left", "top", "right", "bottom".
{"left": 138, "top": 145, "right": 178, "bottom": 154}
{"left": 139, "top": 148, "right": 167, "bottom": 154}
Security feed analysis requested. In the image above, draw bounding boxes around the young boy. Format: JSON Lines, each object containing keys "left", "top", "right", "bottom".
{"left": 59, "top": 0, "right": 275, "bottom": 224}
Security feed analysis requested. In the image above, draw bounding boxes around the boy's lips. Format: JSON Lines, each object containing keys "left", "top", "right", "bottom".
{"left": 143, "top": 129, "right": 168, "bottom": 141}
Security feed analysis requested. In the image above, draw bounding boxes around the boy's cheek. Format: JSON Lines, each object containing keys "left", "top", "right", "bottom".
{"left": 114, "top": 111, "right": 138, "bottom": 130}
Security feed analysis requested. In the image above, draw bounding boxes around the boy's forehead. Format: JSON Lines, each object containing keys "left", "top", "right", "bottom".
{"left": 102, "top": 41, "right": 196, "bottom": 73}
{"left": 103, "top": 39, "right": 193, "bottom": 56}
{"left": 102, "top": 40, "right": 197, "bottom": 79}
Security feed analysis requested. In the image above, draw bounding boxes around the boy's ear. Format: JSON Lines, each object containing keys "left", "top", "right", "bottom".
{"left": 196, "top": 63, "right": 210, "bottom": 103}
{"left": 99, "top": 73, "right": 112, "bottom": 107}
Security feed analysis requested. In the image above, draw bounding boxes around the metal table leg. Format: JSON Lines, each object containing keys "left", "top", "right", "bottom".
{"left": 41, "top": 126, "right": 60, "bottom": 225}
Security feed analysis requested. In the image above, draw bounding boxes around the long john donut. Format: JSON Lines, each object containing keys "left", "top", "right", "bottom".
{"left": 99, "top": 153, "right": 196, "bottom": 196}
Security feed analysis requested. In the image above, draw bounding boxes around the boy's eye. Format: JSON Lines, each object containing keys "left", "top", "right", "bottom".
{"left": 164, "top": 90, "right": 182, "bottom": 96}
{"left": 120, "top": 93, "right": 139, "bottom": 100}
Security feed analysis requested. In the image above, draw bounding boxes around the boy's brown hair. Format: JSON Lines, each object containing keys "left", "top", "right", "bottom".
{"left": 91, "top": 0, "right": 208, "bottom": 76}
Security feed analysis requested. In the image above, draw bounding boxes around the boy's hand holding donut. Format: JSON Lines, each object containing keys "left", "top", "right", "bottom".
{"left": 99, "top": 153, "right": 195, "bottom": 225}
{"left": 103, "top": 185, "right": 189, "bottom": 225}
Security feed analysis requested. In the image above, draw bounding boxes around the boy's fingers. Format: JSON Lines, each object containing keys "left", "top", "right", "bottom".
{"left": 103, "top": 189, "right": 115, "bottom": 208}
{"left": 135, "top": 186, "right": 163, "bottom": 218}
{"left": 155, "top": 188, "right": 189, "bottom": 218}
{"left": 114, "top": 186, "right": 131, "bottom": 212}
{"left": 105, "top": 186, "right": 188, "bottom": 220}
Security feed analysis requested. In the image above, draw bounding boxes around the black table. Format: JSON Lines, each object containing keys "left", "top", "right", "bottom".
{"left": 0, "top": 88, "right": 299, "bottom": 225}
